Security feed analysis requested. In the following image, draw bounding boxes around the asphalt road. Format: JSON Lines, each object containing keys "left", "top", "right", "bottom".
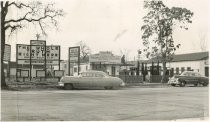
{"left": 1, "top": 86, "right": 209, "bottom": 121}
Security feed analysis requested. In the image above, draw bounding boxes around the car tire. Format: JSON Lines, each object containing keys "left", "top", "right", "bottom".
{"left": 180, "top": 81, "right": 186, "bottom": 87}
{"left": 64, "top": 83, "right": 74, "bottom": 90}
{"left": 202, "top": 83, "right": 208, "bottom": 87}
{"left": 171, "top": 84, "right": 176, "bottom": 87}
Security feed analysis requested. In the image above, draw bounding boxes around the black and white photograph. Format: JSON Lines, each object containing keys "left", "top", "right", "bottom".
{"left": 0, "top": 0, "right": 209, "bottom": 121}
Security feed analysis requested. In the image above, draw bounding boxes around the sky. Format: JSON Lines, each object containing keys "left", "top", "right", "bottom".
{"left": 5, "top": 0, "right": 210, "bottom": 61}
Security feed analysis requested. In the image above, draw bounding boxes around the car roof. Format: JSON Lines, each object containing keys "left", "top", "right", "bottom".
{"left": 82, "top": 70, "right": 107, "bottom": 74}
{"left": 182, "top": 71, "right": 199, "bottom": 73}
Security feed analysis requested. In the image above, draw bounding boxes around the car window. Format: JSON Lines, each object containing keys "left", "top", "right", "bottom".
{"left": 190, "top": 73, "right": 196, "bottom": 76}
{"left": 195, "top": 73, "right": 201, "bottom": 77}
{"left": 81, "top": 73, "right": 94, "bottom": 77}
{"left": 181, "top": 72, "right": 190, "bottom": 76}
{"left": 95, "top": 73, "right": 104, "bottom": 78}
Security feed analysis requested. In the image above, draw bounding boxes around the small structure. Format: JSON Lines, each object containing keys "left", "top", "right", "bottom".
{"left": 62, "top": 51, "right": 133, "bottom": 76}
{"left": 146, "top": 51, "right": 209, "bottom": 77}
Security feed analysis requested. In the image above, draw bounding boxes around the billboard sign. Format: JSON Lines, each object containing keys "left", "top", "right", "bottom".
{"left": 30, "top": 40, "right": 46, "bottom": 45}
{"left": 3, "top": 44, "right": 11, "bottom": 61}
{"left": 17, "top": 44, "right": 30, "bottom": 60}
{"left": 36, "top": 70, "right": 46, "bottom": 77}
{"left": 31, "top": 45, "right": 45, "bottom": 60}
{"left": 20, "top": 70, "right": 29, "bottom": 77}
{"left": 69, "top": 47, "right": 80, "bottom": 62}
{"left": 17, "top": 60, "right": 59, "bottom": 65}
{"left": 89, "top": 52, "right": 121, "bottom": 63}
{"left": 46, "top": 45, "right": 60, "bottom": 60}
{"left": 17, "top": 44, "right": 60, "bottom": 65}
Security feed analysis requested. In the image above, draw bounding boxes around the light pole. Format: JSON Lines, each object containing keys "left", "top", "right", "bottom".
{"left": 137, "top": 50, "right": 141, "bottom": 76}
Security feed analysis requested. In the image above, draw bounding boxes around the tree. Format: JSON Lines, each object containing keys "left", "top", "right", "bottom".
{"left": 198, "top": 31, "right": 208, "bottom": 52}
{"left": 76, "top": 41, "right": 91, "bottom": 61}
{"left": 120, "top": 49, "right": 130, "bottom": 62}
{"left": 121, "top": 55, "right": 126, "bottom": 64}
{"left": 141, "top": 0, "right": 193, "bottom": 83}
{"left": 1, "top": 1, "right": 64, "bottom": 88}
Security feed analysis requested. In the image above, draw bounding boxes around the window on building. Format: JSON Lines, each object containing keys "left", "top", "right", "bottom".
{"left": 187, "top": 67, "right": 191, "bottom": 71}
{"left": 86, "top": 66, "right": 88, "bottom": 70}
{"left": 181, "top": 67, "right": 185, "bottom": 73}
{"left": 176, "top": 67, "right": 179, "bottom": 75}
{"left": 171, "top": 68, "right": 174, "bottom": 76}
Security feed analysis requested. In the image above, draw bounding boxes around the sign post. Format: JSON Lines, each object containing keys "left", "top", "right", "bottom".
{"left": 69, "top": 46, "right": 80, "bottom": 76}
{"left": 30, "top": 40, "right": 46, "bottom": 80}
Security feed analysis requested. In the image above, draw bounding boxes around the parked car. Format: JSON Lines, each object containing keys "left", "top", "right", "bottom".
{"left": 168, "top": 71, "right": 209, "bottom": 87}
{"left": 58, "top": 70, "right": 125, "bottom": 90}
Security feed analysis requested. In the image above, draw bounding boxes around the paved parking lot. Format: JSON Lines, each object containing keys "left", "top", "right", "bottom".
{"left": 1, "top": 86, "right": 209, "bottom": 121}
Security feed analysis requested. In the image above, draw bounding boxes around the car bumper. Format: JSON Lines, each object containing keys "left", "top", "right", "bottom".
{"left": 58, "top": 82, "right": 64, "bottom": 87}
{"left": 168, "top": 79, "right": 180, "bottom": 85}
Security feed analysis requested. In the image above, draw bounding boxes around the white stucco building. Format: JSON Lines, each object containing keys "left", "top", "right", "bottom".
{"left": 146, "top": 51, "right": 209, "bottom": 77}
{"left": 60, "top": 51, "right": 131, "bottom": 76}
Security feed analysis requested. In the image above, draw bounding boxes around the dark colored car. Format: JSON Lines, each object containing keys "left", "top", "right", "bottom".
{"left": 168, "top": 71, "right": 209, "bottom": 87}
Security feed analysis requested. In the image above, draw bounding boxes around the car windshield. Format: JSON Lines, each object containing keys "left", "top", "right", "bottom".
{"left": 181, "top": 72, "right": 202, "bottom": 77}
{"left": 181, "top": 72, "right": 191, "bottom": 76}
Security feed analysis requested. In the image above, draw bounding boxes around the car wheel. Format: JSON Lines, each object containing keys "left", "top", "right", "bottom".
{"left": 171, "top": 84, "right": 176, "bottom": 87}
{"left": 202, "top": 83, "right": 208, "bottom": 87}
{"left": 180, "top": 81, "right": 186, "bottom": 87}
{"left": 64, "top": 83, "right": 74, "bottom": 90}
{"left": 194, "top": 83, "right": 198, "bottom": 87}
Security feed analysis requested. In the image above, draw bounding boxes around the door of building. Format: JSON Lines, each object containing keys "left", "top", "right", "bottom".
{"left": 205, "top": 67, "right": 209, "bottom": 77}
{"left": 111, "top": 66, "right": 116, "bottom": 76}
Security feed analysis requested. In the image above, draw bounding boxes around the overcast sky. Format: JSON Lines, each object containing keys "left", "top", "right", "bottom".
{"left": 6, "top": 0, "right": 210, "bottom": 61}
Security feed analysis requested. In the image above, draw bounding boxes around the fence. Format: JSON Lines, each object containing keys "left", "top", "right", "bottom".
{"left": 116, "top": 75, "right": 170, "bottom": 83}
{"left": 150, "top": 75, "right": 170, "bottom": 83}
{"left": 117, "top": 75, "right": 143, "bottom": 83}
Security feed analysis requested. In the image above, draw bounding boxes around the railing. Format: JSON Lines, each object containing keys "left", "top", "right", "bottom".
{"left": 114, "top": 75, "right": 143, "bottom": 83}
{"left": 114, "top": 75, "right": 170, "bottom": 83}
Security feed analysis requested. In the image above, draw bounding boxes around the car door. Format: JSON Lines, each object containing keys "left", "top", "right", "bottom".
{"left": 93, "top": 73, "right": 107, "bottom": 87}
{"left": 181, "top": 72, "right": 192, "bottom": 84}
{"left": 194, "top": 72, "right": 201, "bottom": 83}
{"left": 84, "top": 72, "right": 97, "bottom": 87}
{"left": 188, "top": 72, "right": 199, "bottom": 84}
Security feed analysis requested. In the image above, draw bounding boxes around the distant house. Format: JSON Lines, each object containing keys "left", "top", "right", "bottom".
{"left": 146, "top": 51, "right": 209, "bottom": 77}
{"left": 61, "top": 51, "right": 133, "bottom": 76}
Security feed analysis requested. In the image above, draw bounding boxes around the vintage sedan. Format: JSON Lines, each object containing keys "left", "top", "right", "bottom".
{"left": 168, "top": 71, "right": 209, "bottom": 87}
{"left": 58, "top": 70, "right": 125, "bottom": 90}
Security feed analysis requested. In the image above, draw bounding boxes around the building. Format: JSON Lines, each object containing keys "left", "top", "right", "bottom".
{"left": 132, "top": 51, "right": 209, "bottom": 77}
{"left": 61, "top": 51, "right": 133, "bottom": 76}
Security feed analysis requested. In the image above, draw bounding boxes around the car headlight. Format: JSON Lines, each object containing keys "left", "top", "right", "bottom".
{"left": 58, "top": 82, "right": 64, "bottom": 86}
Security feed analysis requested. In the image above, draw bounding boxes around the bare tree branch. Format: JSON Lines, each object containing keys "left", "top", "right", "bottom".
{"left": 4, "top": 1, "right": 64, "bottom": 36}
